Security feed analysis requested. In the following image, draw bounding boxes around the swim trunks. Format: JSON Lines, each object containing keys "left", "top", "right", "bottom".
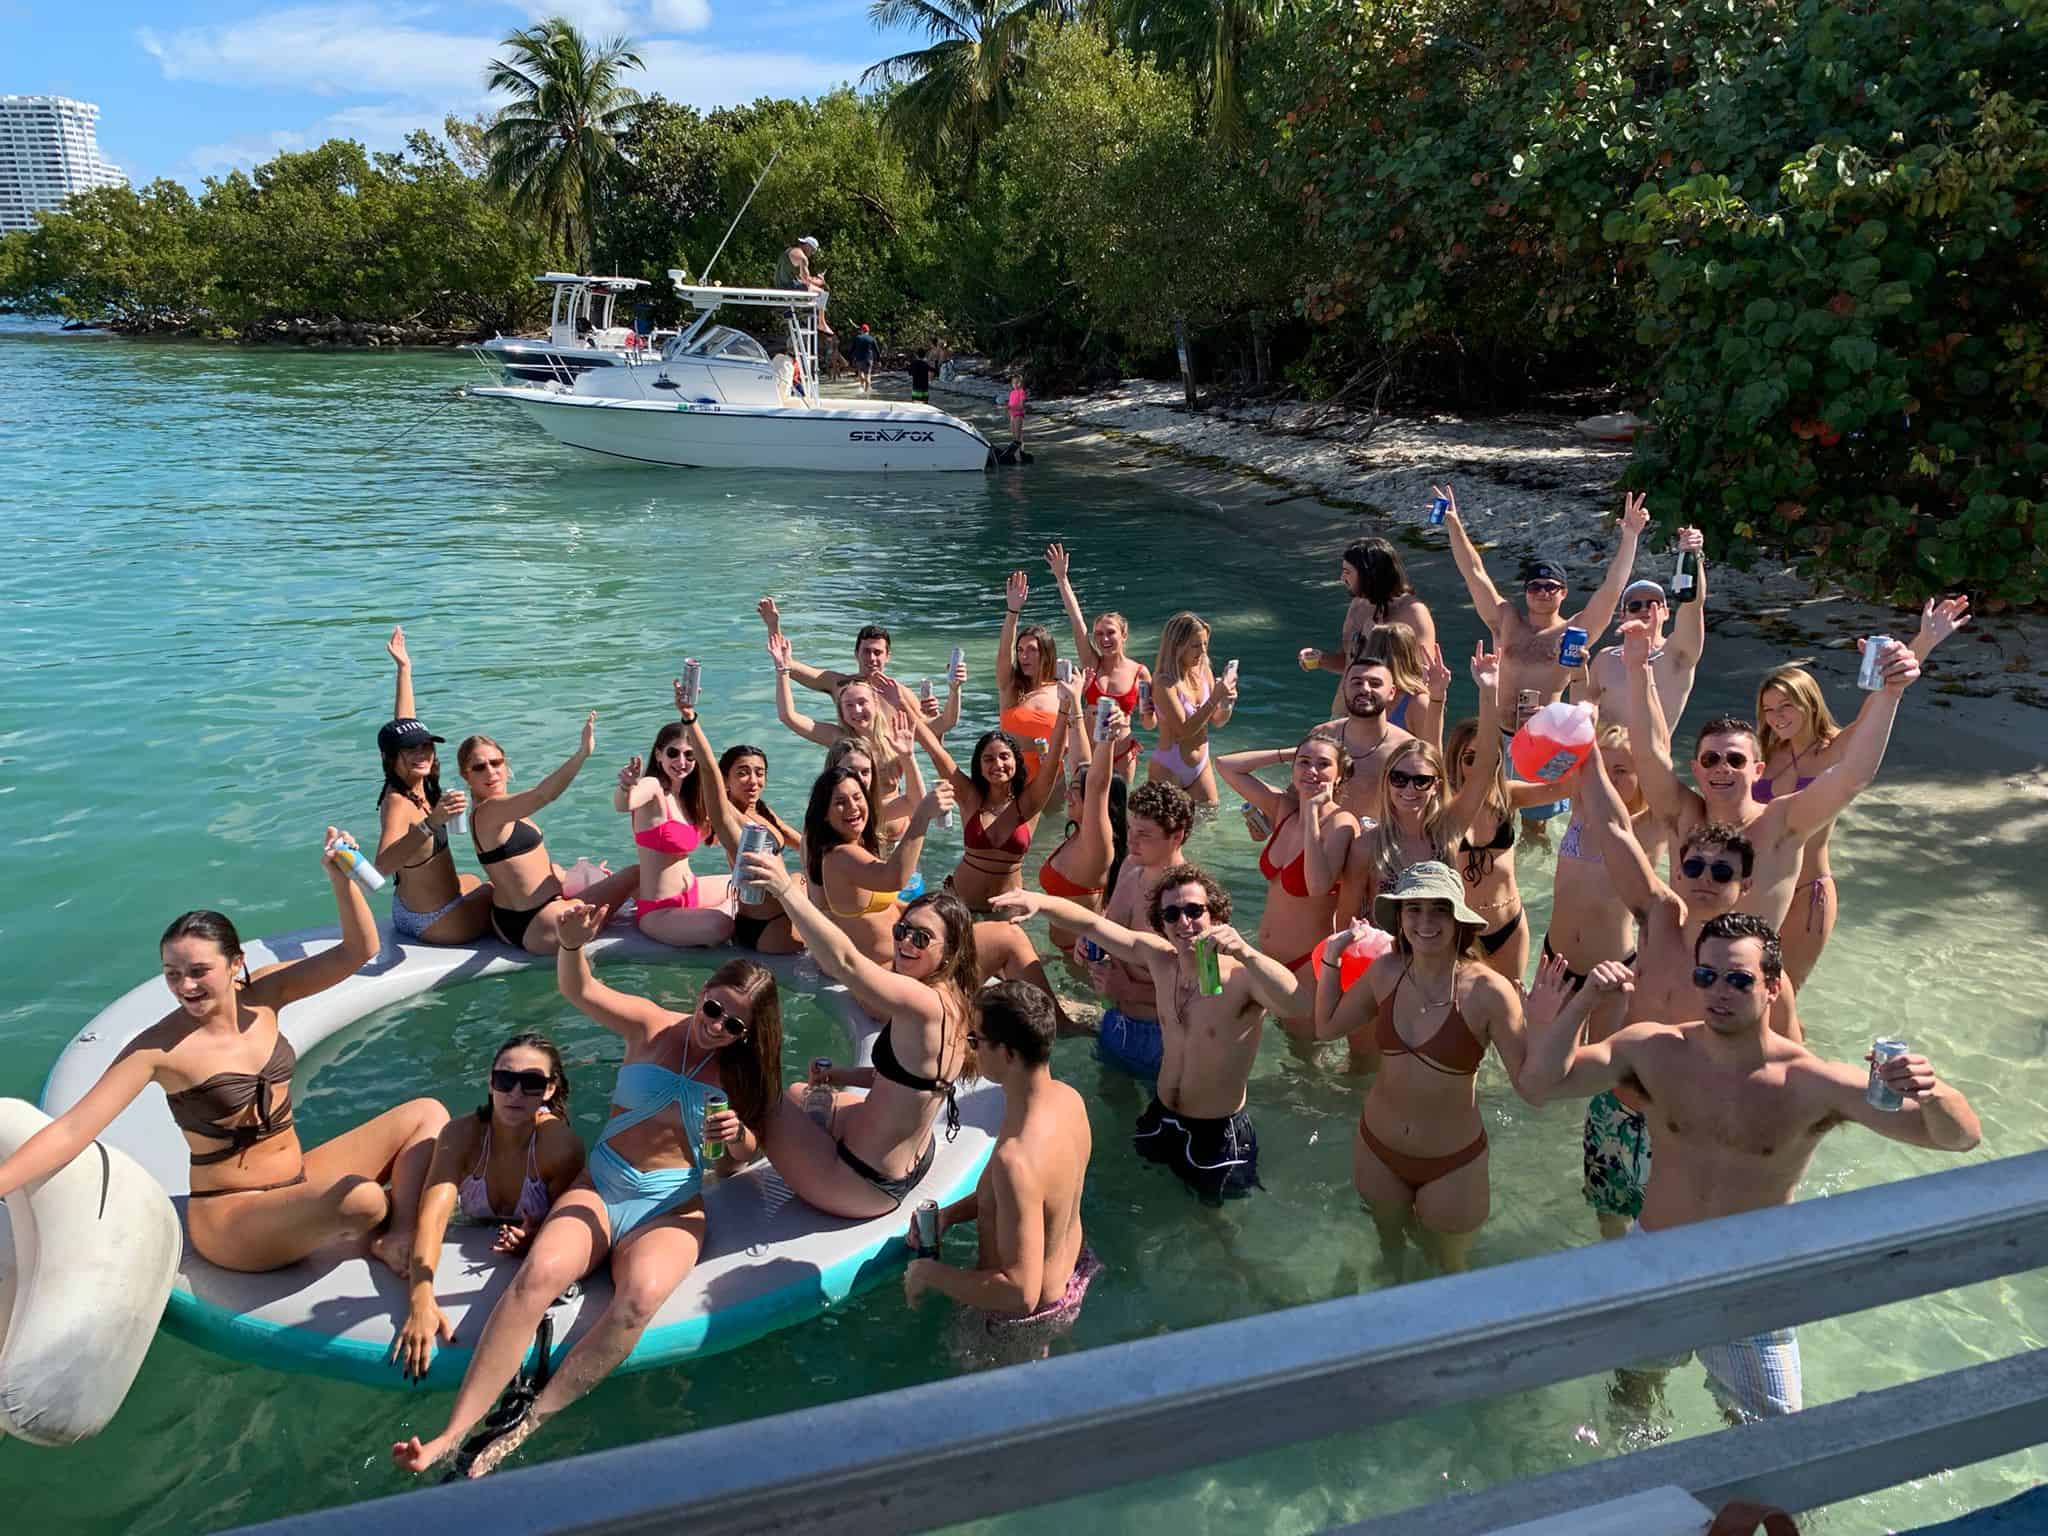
{"left": 1133, "top": 1097, "right": 1260, "bottom": 1201}
{"left": 984, "top": 1245, "right": 1102, "bottom": 1336}
{"left": 1582, "top": 1089, "right": 1651, "bottom": 1220}
{"left": 1096, "top": 1008, "right": 1162, "bottom": 1079}
{"left": 1623, "top": 1225, "right": 1802, "bottom": 1418}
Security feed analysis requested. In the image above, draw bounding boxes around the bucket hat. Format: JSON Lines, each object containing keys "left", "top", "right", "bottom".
{"left": 1373, "top": 860, "right": 1485, "bottom": 931}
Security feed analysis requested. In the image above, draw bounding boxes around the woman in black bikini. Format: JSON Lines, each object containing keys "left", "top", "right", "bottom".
{"left": 738, "top": 848, "right": 980, "bottom": 1219}
{"left": 1440, "top": 715, "right": 1562, "bottom": 984}
{"left": 0, "top": 831, "right": 447, "bottom": 1276}
{"left": 373, "top": 626, "right": 493, "bottom": 944}
{"left": 458, "top": 713, "right": 639, "bottom": 956}
{"left": 714, "top": 731, "right": 803, "bottom": 955}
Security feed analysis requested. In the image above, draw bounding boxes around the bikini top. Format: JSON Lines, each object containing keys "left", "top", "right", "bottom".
{"left": 1375, "top": 969, "right": 1485, "bottom": 1077}
{"left": 825, "top": 877, "right": 898, "bottom": 917}
{"left": 458, "top": 1123, "right": 551, "bottom": 1224}
{"left": 873, "top": 1020, "right": 962, "bottom": 1138}
{"left": 1557, "top": 818, "right": 1603, "bottom": 865}
{"left": 1258, "top": 813, "right": 1337, "bottom": 901}
{"left": 403, "top": 810, "right": 450, "bottom": 869}
{"left": 476, "top": 818, "right": 544, "bottom": 866}
{"left": 1458, "top": 816, "right": 1516, "bottom": 881}
{"left": 165, "top": 1035, "right": 298, "bottom": 1165}
{"left": 963, "top": 807, "right": 1032, "bottom": 857}
{"left": 1752, "top": 773, "right": 1816, "bottom": 805}
{"left": 1083, "top": 670, "right": 1140, "bottom": 712}
{"left": 599, "top": 1045, "right": 716, "bottom": 1159}
{"left": 634, "top": 816, "right": 704, "bottom": 857}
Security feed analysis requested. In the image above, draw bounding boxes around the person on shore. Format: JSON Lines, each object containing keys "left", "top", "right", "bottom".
{"left": 1576, "top": 526, "right": 1708, "bottom": 725}
{"left": 1087, "top": 781, "right": 1196, "bottom": 1079}
{"left": 737, "top": 850, "right": 981, "bottom": 1219}
{"left": 908, "top": 346, "right": 933, "bottom": 403}
{"left": 1540, "top": 723, "right": 1671, "bottom": 990}
{"left": 1565, "top": 744, "right": 1802, "bottom": 1238}
{"left": 902, "top": 982, "right": 1097, "bottom": 1354}
{"left": 997, "top": 570, "right": 1065, "bottom": 781}
{"left": 1047, "top": 540, "right": 1155, "bottom": 778}
{"left": 1622, "top": 621, "right": 1920, "bottom": 942}
{"left": 391, "top": 1033, "right": 586, "bottom": 1381}
{"left": 1520, "top": 914, "right": 1981, "bottom": 1419}
{"left": 374, "top": 627, "right": 494, "bottom": 943}
{"left": 849, "top": 324, "right": 880, "bottom": 394}
{"left": 459, "top": 716, "right": 639, "bottom": 956}
{"left": 1147, "top": 610, "right": 1235, "bottom": 803}
{"left": 995, "top": 865, "right": 1307, "bottom": 1202}
{"left": 716, "top": 739, "right": 804, "bottom": 955}
{"left": 1311, "top": 862, "right": 1528, "bottom": 1273}
{"left": 0, "top": 834, "right": 446, "bottom": 1276}
{"left": 1032, "top": 700, "right": 1129, "bottom": 974}
{"left": 1007, "top": 374, "right": 1027, "bottom": 447}
{"left": 1754, "top": 595, "right": 1970, "bottom": 988}
{"left": 801, "top": 763, "right": 948, "bottom": 965}
{"left": 758, "top": 599, "right": 956, "bottom": 728}
{"left": 612, "top": 681, "right": 734, "bottom": 949}
{"left": 393, "top": 916, "right": 783, "bottom": 1477}
{"left": 1300, "top": 539, "right": 1437, "bottom": 724}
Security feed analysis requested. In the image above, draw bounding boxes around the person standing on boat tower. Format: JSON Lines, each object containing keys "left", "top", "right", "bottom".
{"left": 775, "top": 234, "right": 835, "bottom": 349}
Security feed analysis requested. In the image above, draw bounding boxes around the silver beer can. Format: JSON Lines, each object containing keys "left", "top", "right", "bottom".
{"left": 1867, "top": 1037, "right": 1909, "bottom": 1110}
{"left": 734, "top": 822, "right": 777, "bottom": 903}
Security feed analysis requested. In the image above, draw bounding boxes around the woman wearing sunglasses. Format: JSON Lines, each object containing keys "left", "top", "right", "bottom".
{"left": 612, "top": 679, "right": 735, "bottom": 949}
{"left": 739, "top": 847, "right": 980, "bottom": 1220}
{"left": 392, "top": 1034, "right": 585, "bottom": 1381}
{"left": 394, "top": 903, "right": 783, "bottom": 1479}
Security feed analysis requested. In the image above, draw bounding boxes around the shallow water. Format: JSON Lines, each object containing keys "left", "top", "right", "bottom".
{"left": 1, "top": 324, "right": 2044, "bottom": 1531}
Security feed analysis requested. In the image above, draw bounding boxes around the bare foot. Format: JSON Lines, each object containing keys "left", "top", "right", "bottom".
{"left": 369, "top": 1229, "right": 413, "bottom": 1278}
{"left": 465, "top": 1410, "right": 540, "bottom": 1478}
{"left": 392, "top": 1433, "right": 452, "bottom": 1474}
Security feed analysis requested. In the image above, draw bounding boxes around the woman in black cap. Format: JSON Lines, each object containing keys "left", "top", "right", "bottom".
{"left": 375, "top": 627, "right": 494, "bottom": 943}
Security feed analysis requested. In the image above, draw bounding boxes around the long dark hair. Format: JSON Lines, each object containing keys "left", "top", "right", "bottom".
{"left": 645, "top": 721, "right": 711, "bottom": 832}
{"left": 804, "top": 765, "right": 878, "bottom": 883}
{"left": 473, "top": 1031, "right": 570, "bottom": 1122}
{"left": 1011, "top": 623, "right": 1058, "bottom": 693}
{"left": 1345, "top": 537, "right": 1413, "bottom": 619}
{"left": 701, "top": 957, "right": 784, "bottom": 1133}
{"left": 377, "top": 748, "right": 443, "bottom": 812}
{"left": 719, "top": 742, "right": 782, "bottom": 824}
{"left": 903, "top": 889, "right": 982, "bottom": 1111}
{"left": 969, "top": 728, "right": 1027, "bottom": 804}
{"left": 161, "top": 909, "right": 253, "bottom": 986}
{"left": 1067, "top": 769, "right": 1131, "bottom": 898}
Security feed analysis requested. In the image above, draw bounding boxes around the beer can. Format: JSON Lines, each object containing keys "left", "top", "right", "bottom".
{"left": 1093, "top": 697, "right": 1115, "bottom": 741}
{"left": 1056, "top": 658, "right": 1075, "bottom": 684}
{"left": 811, "top": 1056, "right": 833, "bottom": 1082}
{"left": 1196, "top": 936, "right": 1224, "bottom": 996}
{"left": 1857, "top": 636, "right": 1895, "bottom": 691}
{"left": 1240, "top": 800, "right": 1272, "bottom": 841}
{"left": 1429, "top": 495, "right": 1449, "bottom": 525}
{"left": 1867, "top": 1038, "right": 1909, "bottom": 1111}
{"left": 1138, "top": 678, "right": 1153, "bottom": 717}
{"left": 1557, "top": 627, "right": 1589, "bottom": 668}
{"left": 918, "top": 676, "right": 936, "bottom": 703}
{"left": 702, "top": 1092, "right": 729, "bottom": 1161}
{"left": 1078, "top": 937, "right": 1106, "bottom": 964}
{"left": 913, "top": 1199, "right": 940, "bottom": 1256}
{"left": 948, "top": 645, "right": 964, "bottom": 676}
{"left": 678, "top": 657, "right": 702, "bottom": 709}
{"left": 734, "top": 822, "right": 777, "bottom": 903}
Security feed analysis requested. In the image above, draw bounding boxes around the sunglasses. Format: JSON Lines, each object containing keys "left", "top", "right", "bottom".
{"left": 1388, "top": 769, "right": 1438, "bottom": 791}
{"left": 1159, "top": 901, "right": 1209, "bottom": 925}
{"left": 699, "top": 996, "right": 748, "bottom": 1038}
{"left": 662, "top": 745, "right": 694, "bottom": 761}
{"left": 1681, "top": 856, "right": 1741, "bottom": 883}
{"left": 1697, "top": 749, "right": 1750, "bottom": 769}
{"left": 1624, "top": 598, "right": 1665, "bottom": 613}
{"left": 892, "top": 921, "right": 939, "bottom": 951}
{"left": 490, "top": 1068, "right": 551, "bottom": 1096}
{"left": 1524, "top": 581, "right": 1566, "bottom": 595}
{"left": 1691, "top": 966, "right": 1759, "bottom": 992}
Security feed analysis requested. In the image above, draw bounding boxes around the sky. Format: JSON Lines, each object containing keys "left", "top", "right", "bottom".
{"left": 8, "top": 0, "right": 924, "bottom": 187}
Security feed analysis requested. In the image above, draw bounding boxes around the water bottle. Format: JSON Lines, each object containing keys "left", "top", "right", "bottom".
{"left": 734, "top": 823, "right": 778, "bottom": 903}
{"left": 326, "top": 835, "right": 386, "bottom": 893}
{"left": 803, "top": 1061, "right": 836, "bottom": 1131}
{"left": 1671, "top": 546, "right": 1698, "bottom": 605}
{"left": 1857, "top": 635, "right": 1896, "bottom": 691}
{"left": 677, "top": 658, "right": 702, "bottom": 710}
{"left": 701, "top": 1093, "right": 729, "bottom": 1162}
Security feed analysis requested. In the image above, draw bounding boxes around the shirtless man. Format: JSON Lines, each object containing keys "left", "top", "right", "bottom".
{"left": 996, "top": 864, "right": 1307, "bottom": 1202}
{"left": 1086, "top": 781, "right": 1194, "bottom": 1080}
{"left": 1314, "top": 652, "right": 1424, "bottom": 819}
{"left": 1622, "top": 619, "right": 1919, "bottom": 930}
{"left": 1576, "top": 524, "right": 1707, "bottom": 725}
{"left": 757, "top": 597, "right": 959, "bottom": 730}
{"left": 1521, "top": 913, "right": 1980, "bottom": 1419}
{"left": 902, "top": 982, "right": 1096, "bottom": 1340}
{"left": 1568, "top": 744, "right": 1802, "bottom": 1238}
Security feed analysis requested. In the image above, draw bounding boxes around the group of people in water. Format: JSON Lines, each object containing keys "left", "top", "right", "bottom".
{"left": 0, "top": 491, "right": 1987, "bottom": 1474}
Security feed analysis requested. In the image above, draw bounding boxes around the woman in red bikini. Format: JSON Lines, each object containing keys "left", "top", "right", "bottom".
{"left": 1311, "top": 861, "right": 1527, "bottom": 1274}
{"left": 1046, "top": 540, "right": 1154, "bottom": 778}
{"left": 1036, "top": 700, "right": 1131, "bottom": 972}
{"left": 614, "top": 679, "right": 737, "bottom": 948}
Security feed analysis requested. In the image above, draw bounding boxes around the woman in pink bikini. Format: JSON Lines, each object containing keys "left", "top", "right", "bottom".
{"left": 1046, "top": 540, "right": 1154, "bottom": 777}
{"left": 614, "top": 680, "right": 734, "bottom": 948}
{"left": 391, "top": 1032, "right": 586, "bottom": 1380}
{"left": 1148, "top": 611, "right": 1234, "bottom": 803}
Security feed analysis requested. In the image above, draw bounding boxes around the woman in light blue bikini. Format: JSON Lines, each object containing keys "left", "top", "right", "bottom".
{"left": 393, "top": 903, "right": 784, "bottom": 1479}
{"left": 1147, "top": 611, "right": 1235, "bottom": 804}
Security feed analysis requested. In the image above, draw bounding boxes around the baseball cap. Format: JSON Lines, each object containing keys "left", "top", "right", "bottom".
{"left": 1519, "top": 557, "right": 1569, "bottom": 585}
{"left": 378, "top": 717, "right": 444, "bottom": 754}
{"left": 1622, "top": 578, "right": 1667, "bottom": 604}
{"left": 798, "top": 235, "right": 819, "bottom": 249}
{"left": 859, "top": 323, "right": 870, "bottom": 333}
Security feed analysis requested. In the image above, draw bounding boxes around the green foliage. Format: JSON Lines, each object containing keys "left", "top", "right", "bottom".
{"left": 862, "top": 0, "right": 1042, "bottom": 181}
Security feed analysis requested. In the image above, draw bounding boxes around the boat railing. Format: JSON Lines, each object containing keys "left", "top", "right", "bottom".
{"left": 219, "top": 1149, "right": 2048, "bottom": 1536}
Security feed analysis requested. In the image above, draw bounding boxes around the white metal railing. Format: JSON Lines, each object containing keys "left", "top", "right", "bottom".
{"left": 223, "top": 1151, "right": 2048, "bottom": 1536}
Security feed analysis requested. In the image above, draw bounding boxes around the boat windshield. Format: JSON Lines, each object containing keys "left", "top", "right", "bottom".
{"left": 675, "top": 325, "right": 769, "bottom": 363}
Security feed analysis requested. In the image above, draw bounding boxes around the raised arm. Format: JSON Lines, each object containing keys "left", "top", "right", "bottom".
{"left": 1074, "top": 716, "right": 1121, "bottom": 860}
{"left": 1219, "top": 925, "right": 1309, "bottom": 1020}
{"left": 1574, "top": 742, "right": 1668, "bottom": 920}
{"left": 768, "top": 634, "right": 837, "bottom": 747}
{"left": 997, "top": 570, "right": 1027, "bottom": 709}
{"left": 1768, "top": 642, "right": 1918, "bottom": 844}
{"left": 888, "top": 678, "right": 971, "bottom": 799}
{"left": 1437, "top": 484, "right": 1509, "bottom": 630}
{"left": 1665, "top": 526, "right": 1708, "bottom": 684}
{"left": 989, "top": 888, "right": 1173, "bottom": 969}
{"left": 1820, "top": 1047, "right": 1981, "bottom": 1152}
{"left": 758, "top": 596, "right": 832, "bottom": 694}
{"left": 1214, "top": 745, "right": 1294, "bottom": 820}
{"left": 553, "top": 904, "right": 672, "bottom": 1043}
{"left": 491, "top": 714, "right": 597, "bottom": 822}
{"left": 1515, "top": 956, "right": 1644, "bottom": 1105}
{"left": 248, "top": 832, "right": 381, "bottom": 1009}
{"left": 1014, "top": 678, "right": 1078, "bottom": 821}
{"left": 1046, "top": 542, "right": 1100, "bottom": 667}
{"left": 677, "top": 688, "right": 744, "bottom": 848}
{"left": 741, "top": 852, "right": 942, "bottom": 1020}
{"left": 931, "top": 648, "right": 967, "bottom": 736}
{"left": 1910, "top": 594, "right": 1971, "bottom": 663}
{"left": 1442, "top": 642, "right": 1506, "bottom": 834}
{"left": 1572, "top": 492, "right": 1650, "bottom": 643}
{"left": 387, "top": 624, "right": 416, "bottom": 721}
{"left": 1403, "top": 641, "right": 1455, "bottom": 758}
{"left": 1618, "top": 621, "right": 1690, "bottom": 827}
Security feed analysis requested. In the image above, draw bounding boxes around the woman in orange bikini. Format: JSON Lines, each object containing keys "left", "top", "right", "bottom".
{"left": 1311, "top": 861, "right": 1527, "bottom": 1274}
{"left": 1035, "top": 696, "right": 1131, "bottom": 974}
{"left": 1046, "top": 541, "right": 1154, "bottom": 778}
{"left": 612, "top": 678, "right": 735, "bottom": 948}
{"left": 997, "top": 569, "right": 1063, "bottom": 781}
{"left": 803, "top": 763, "right": 951, "bottom": 965}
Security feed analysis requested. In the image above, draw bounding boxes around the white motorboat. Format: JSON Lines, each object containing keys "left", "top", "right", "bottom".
{"left": 475, "top": 273, "right": 670, "bottom": 383}
{"left": 470, "top": 278, "right": 994, "bottom": 473}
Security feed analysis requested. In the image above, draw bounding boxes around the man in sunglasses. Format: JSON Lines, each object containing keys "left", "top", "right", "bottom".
{"left": 1522, "top": 912, "right": 1981, "bottom": 1420}
{"left": 1621, "top": 620, "right": 1919, "bottom": 937}
{"left": 902, "top": 983, "right": 1099, "bottom": 1348}
{"left": 755, "top": 597, "right": 958, "bottom": 729}
{"left": 993, "top": 864, "right": 1308, "bottom": 1201}
{"left": 1575, "top": 524, "right": 1708, "bottom": 725}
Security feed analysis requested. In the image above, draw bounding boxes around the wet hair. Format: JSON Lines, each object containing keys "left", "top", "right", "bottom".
{"left": 1147, "top": 862, "right": 1232, "bottom": 933}
{"left": 1695, "top": 911, "right": 1783, "bottom": 983}
{"left": 161, "top": 909, "right": 252, "bottom": 987}
{"left": 803, "top": 766, "right": 878, "bottom": 883}
{"left": 1693, "top": 716, "right": 1762, "bottom": 758}
{"left": 1367, "top": 739, "right": 1456, "bottom": 890}
{"left": 970, "top": 728, "right": 1028, "bottom": 803}
{"left": 1128, "top": 780, "right": 1195, "bottom": 841}
{"left": 1680, "top": 822, "right": 1757, "bottom": 879}
{"left": 456, "top": 734, "right": 503, "bottom": 774}
{"left": 1444, "top": 718, "right": 1512, "bottom": 852}
{"left": 700, "top": 957, "right": 784, "bottom": 1132}
{"left": 1344, "top": 537, "right": 1414, "bottom": 618}
{"left": 903, "top": 889, "right": 983, "bottom": 1097}
{"left": 976, "top": 981, "right": 1057, "bottom": 1068}
{"left": 1356, "top": 622, "right": 1425, "bottom": 696}
{"left": 1011, "top": 623, "right": 1058, "bottom": 693}
{"left": 1756, "top": 666, "right": 1843, "bottom": 762}
{"left": 645, "top": 721, "right": 711, "bottom": 833}
{"left": 474, "top": 1031, "right": 570, "bottom": 1122}
{"left": 854, "top": 623, "right": 892, "bottom": 655}
{"left": 1153, "top": 611, "right": 1210, "bottom": 686}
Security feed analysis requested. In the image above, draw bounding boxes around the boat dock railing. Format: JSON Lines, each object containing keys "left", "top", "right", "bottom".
{"left": 228, "top": 1150, "right": 2048, "bottom": 1536}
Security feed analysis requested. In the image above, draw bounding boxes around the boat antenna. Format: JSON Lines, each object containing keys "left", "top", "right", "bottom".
{"left": 701, "top": 147, "right": 781, "bottom": 287}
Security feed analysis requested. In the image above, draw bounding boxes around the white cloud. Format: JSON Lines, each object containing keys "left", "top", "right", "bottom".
{"left": 138, "top": 6, "right": 491, "bottom": 97}
{"left": 183, "top": 129, "right": 309, "bottom": 179}
{"left": 510, "top": 0, "right": 640, "bottom": 35}
{"left": 639, "top": 38, "right": 862, "bottom": 101}
{"left": 649, "top": 0, "right": 713, "bottom": 33}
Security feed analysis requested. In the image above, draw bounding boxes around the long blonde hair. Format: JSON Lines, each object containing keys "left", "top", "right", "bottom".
{"left": 1367, "top": 739, "right": 1459, "bottom": 890}
{"left": 1154, "top": 611, "right": 1211, "bottom": 688}
{"left": 1595, "top": 723, "right": 1649, "bottom": 816}
{"left": 1358, "top": 622, "right": 1425, "bottom": 697}
{"left": 1756, "top": 666, "right": 1843, "bottom": 761}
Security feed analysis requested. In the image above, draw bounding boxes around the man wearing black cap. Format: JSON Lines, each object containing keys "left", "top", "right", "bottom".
{"left": 1577, "top": 525, "right": 1708, "bottom": 725}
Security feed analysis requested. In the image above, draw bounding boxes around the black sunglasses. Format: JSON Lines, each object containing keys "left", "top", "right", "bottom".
{"left": 1624, "top": 598, "right": 1664, "bottom": 613}
{"left": 1159, "top": 901, "right": 1209, "bottom": 925}
{"left": 1388, "top": 769, "right": 1438, "bottom": 791}
{"left": 892, "top": 921, "right": 939, "bottom": 951}
{"left": 1697, "top": 749, "right": 1750, "bottom": 769}
{"left": 700, "top": 996, "right": 748, "bottom": 1038}
{"left": 1691, "top": 966, "right": 1759, "bottom": 992}
{"left": 1681, "top": 856, "right": 1741, "bottom": 883}
{"left": 490, "top": 1068, "right": 551, "bottom": 1095}
{"left": 662, "top": 745, "right": 694, "bottom": 760}
{"left": 1524, "top": 581, "right": 1566, "bottom": 595}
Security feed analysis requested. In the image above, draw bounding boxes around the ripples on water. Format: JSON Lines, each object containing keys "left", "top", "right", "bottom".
{"left": 1, "top": 325, "right": 2043, "bottom": 1533}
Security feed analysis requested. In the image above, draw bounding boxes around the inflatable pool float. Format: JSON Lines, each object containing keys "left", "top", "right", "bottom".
{"left": 1572, "top": 412, "right": 1650, "bottom": 442}
{"left": 37, "top": 924, "right": 999, "bottom": 1392}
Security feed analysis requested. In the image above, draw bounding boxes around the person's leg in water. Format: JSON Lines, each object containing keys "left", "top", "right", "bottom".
{"left": 1352, "top": 1124, "right": 1415, "bottom": 1274}
{"left": 1412, "top": 1150, "right": 1489, "bottom": 1274}
{"left": 465, "top": 1205, "right": 707, "bottom": 1477}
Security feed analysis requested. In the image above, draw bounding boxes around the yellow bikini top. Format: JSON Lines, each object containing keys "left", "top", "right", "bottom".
{"left": 825, "top": 881, "right": 898, "bottom": 918}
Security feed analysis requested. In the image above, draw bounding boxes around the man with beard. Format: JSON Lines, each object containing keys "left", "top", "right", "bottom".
{"left": 1293, "top": 651, "right": 1425, "bottom": 821}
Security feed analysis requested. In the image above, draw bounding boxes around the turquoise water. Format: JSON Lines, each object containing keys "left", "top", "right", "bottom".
{"left": 1, "top": 323, "right": 2044, "bottom": 1532}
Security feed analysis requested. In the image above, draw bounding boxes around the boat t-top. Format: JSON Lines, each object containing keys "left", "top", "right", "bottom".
{"left": 469, "top": 274, "right": 993, "bottom": 473}
{"left": 475, "top": 274, "right": 671, "bottom": 384}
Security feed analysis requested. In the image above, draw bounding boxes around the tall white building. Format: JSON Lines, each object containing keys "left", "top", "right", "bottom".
{"left": 0, "top": 95, "right": 126, "bottom": 234}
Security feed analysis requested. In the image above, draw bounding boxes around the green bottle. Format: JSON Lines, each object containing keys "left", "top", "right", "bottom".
{"left": 702, "top": 1093, "right": 729, "bottom": 1163}
{"left": 1196, "top": 937, "right": 1224, "bottom": 996}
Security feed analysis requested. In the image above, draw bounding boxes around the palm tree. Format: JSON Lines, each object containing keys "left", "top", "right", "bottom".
{"left": 1106, "top": 0, "right": 1290, "bottom": 156}
{"left": 482, "top": 18, "right": 644, "bottom": 271}
{"left": 862, "top": 0, "right": 1043, "bottom": 181}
